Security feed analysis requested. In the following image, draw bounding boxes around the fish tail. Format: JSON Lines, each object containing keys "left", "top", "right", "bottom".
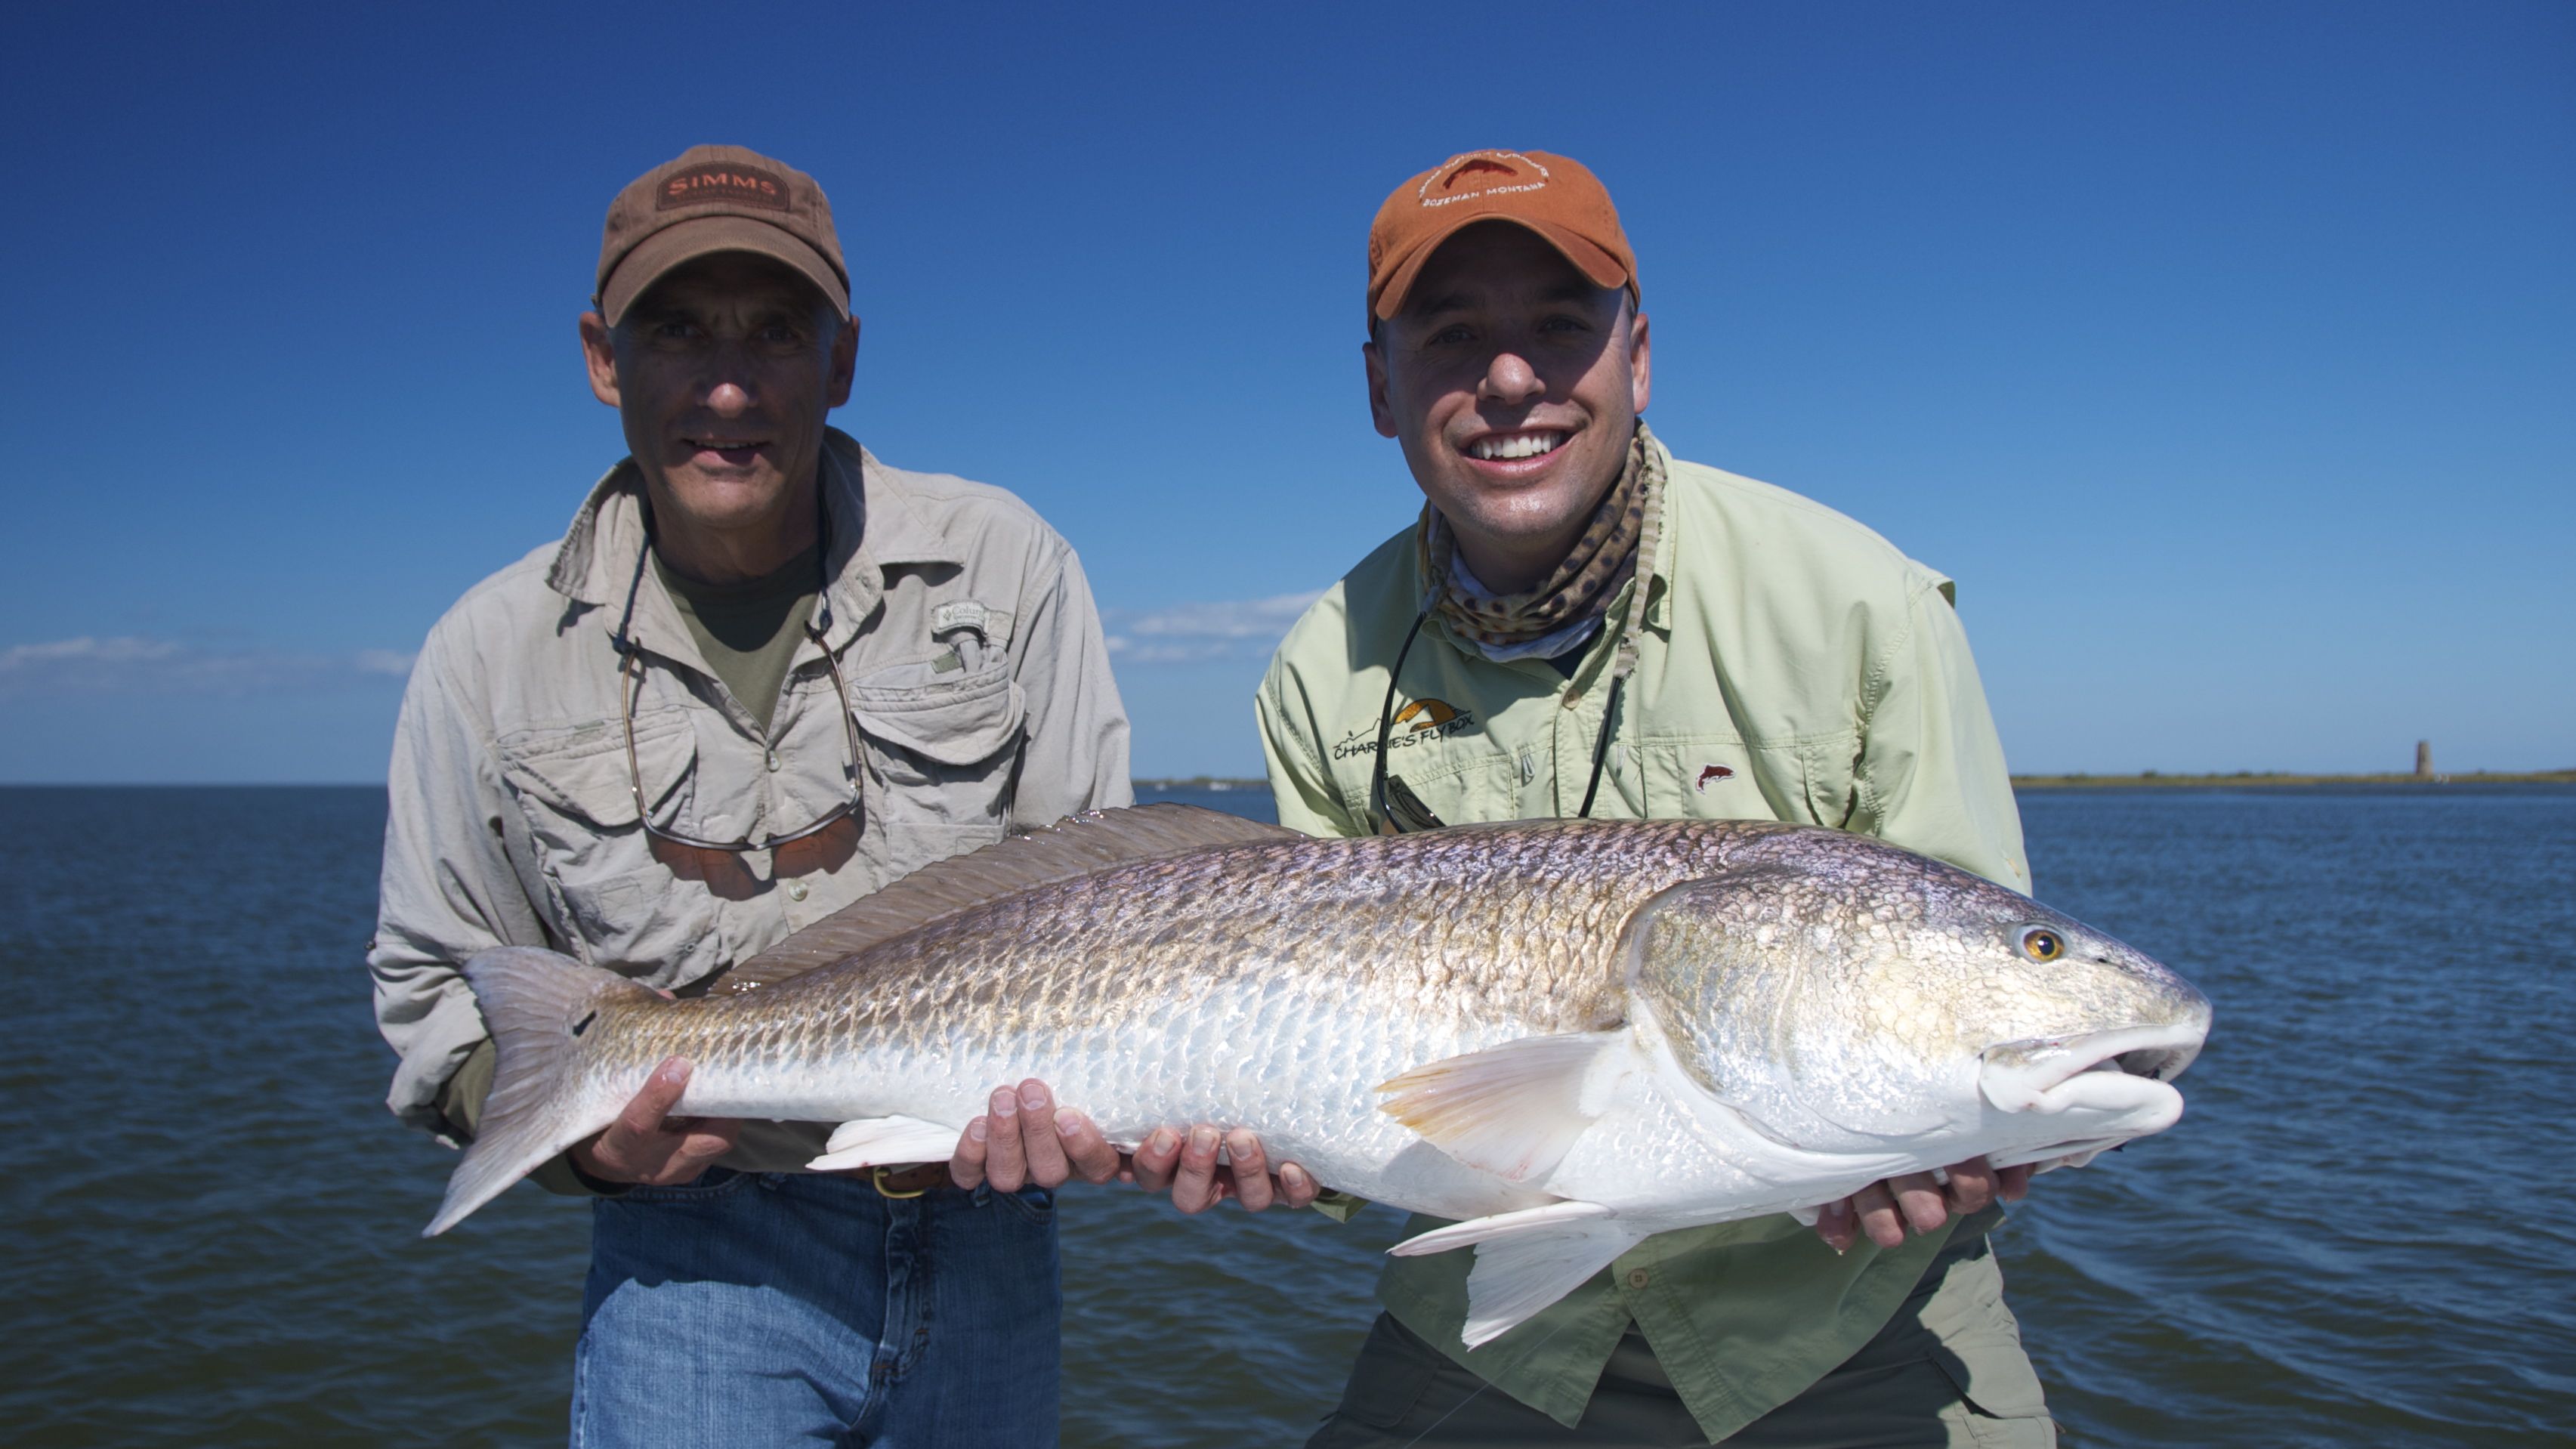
{"left": 422, "top": 947, "right": 651, "bottom": 1237}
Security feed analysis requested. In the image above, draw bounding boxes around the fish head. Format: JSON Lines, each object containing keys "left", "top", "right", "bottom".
{"left": 1624, "top": 830, "right": 2211, "bottom": 1154}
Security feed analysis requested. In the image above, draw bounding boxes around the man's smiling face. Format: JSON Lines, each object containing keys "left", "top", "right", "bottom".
{"left": 1365, "top": 221, "right": 1650, "bottom": 594}
{"left": 580, "top": 252, "right": 856, "bottom": 574}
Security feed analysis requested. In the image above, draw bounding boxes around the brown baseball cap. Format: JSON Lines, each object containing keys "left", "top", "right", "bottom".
{"left": 594, "top": 144, "right": 849, "bottom": 326}
{"left": 1367, "top": 149, "right": 1638, "bottom": 322}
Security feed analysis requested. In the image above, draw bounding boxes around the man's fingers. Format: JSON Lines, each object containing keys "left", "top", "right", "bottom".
{"left": 1225, "top": 1131, "right": 1276, "bottom": 1213}
{"left": 1851, "top": 1181, "right": 1907, "bottom": 1249}
{"left": 949, "top": 1117, "right": 992, "bottom": 1191}
{"left": 1997, "top": 1163, "right": 2034, "bottom": 1203}
{"left": 1811, "top": 1197, "right": 1858, "bottom": 1253}
{"left": 646, "top": 1119, "right": 738, "bottom": 1185}
{"left": 1131, "top": 1129, "right": 1181, "bottom": 1192}
{"left": 576, "top": 1058, "right": 701, "bottom": 1181}
{"left": 616, "top": 1058, "right": 693, "bottom": 1137}
{"left": 680, "top": 1119, "right": 740, "bottom": 1159}
{"left": 569, "top": 1129, "right": 622, "bottom": 1180}
{"left": 1944, "top": 1157, "right": 1999, "bottom": 1215}
{"left": 1055, "top": 1109, "right": 1121, "bottom": 1185}
{"left": 1888, "top": 1171, "right": 1951, "bottom": 1234}
{"left": 1014, "top": 1080, "right": 1071, "bottom": 1188}
{"left": 1277, "top": 1161, "right": 1320, "bottom": 1210}
{"left": 1170, "top": 1125, "right": 1222, "bottom": 1214}
{"left": 984, "top": 1086, "right": 1029, "bottom": 1193}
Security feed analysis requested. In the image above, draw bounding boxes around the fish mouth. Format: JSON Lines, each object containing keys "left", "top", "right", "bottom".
{"left": 1978, "top": 1020, "right": 2207, "bottom": 1118}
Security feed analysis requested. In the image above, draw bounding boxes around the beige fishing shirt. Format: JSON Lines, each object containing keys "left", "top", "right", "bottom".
{"left": 1255, "top": 436, "right": 2035, "bottom": 1440}
{"left": 369, "top": 428, "right": 1131, "bottom": 1169}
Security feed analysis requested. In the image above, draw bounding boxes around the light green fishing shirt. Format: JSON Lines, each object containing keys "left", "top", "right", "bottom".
{"left": 1254, "top": 437, "right": 2029, "bottom": 1441}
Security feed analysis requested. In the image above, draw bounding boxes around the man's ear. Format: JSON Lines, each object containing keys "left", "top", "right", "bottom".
{"left": 1364, "top": 338, "right": 1398, "bottom": 440}
{"left": 1627, "top": 308, "right": 1651, "bottom": 415}
{"left": 826, "top": 315, "right": 860, "bottom": 409}
{"left": 579, "top": 312, "right": 620, "bottom": 409}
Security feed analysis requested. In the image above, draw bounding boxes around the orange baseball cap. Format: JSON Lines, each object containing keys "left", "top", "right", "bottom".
{"left": 594, "top": 144, "right": 850, "bottom": 326}
{"left": 1367, "top": 149, "right": 1638, "bottom": 322}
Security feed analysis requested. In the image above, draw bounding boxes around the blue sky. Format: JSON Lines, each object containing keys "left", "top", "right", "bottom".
{"left": 2, "top": 1, "right": 2568, "bottom": 782}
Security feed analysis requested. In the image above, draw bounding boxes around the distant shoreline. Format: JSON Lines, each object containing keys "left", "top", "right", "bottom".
{"left": 2007, "top": 769, "right": 2575, "bottom": 789}
{"left": 1138, "top": 770, "right": 2576, "bottom": 793}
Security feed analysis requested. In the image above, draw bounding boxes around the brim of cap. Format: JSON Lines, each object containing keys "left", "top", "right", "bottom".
{"left": 599, "top": 215, "right": 851, "bottom": 326}
{"left": 1370, "top": 215, "right": 1632, "bottom": 321}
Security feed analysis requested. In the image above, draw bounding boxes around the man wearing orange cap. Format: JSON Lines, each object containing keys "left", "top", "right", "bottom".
{"left": 1259, "top": 151, "right": 2055, "bottom": 1444}
{"left": 369, "top": 144, "right": 1243, "bottom": 1444}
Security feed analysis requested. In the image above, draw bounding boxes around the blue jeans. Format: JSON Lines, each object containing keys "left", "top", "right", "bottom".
{"left": 573, "top": 1169, "right": 1061, "bottom": 1447}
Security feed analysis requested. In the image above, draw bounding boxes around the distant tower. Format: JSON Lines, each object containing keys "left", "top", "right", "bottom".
{"left": 2415, "top": 740, "right": 2434, "bottom": 778}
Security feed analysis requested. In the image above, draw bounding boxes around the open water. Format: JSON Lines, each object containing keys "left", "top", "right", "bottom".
{"left": 2, "top": 783, "right": 2569, "bottom": 1446}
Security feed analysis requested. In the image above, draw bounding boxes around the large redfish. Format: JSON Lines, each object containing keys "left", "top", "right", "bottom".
{"left": 428, "top": 805, "right": 2209, "bottom": 1346}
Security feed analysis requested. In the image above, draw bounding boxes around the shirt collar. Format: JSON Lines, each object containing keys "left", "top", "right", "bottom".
{"left": 1642, "top": 432, "right": 1676, "bottom": 632}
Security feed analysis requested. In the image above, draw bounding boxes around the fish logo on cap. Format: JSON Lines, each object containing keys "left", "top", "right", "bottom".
{"left": 1417, "top": 151, "right": 1552, "bottom": 207}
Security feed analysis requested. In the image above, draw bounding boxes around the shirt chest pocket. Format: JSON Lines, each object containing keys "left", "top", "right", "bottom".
{"left": 1635, "top": 731, "right": 1861, "bottom": 830}
{"left": 846, "top": 652, "right": 1028, "bottom": 854}
{"left": 496, "top": 709, "right": 727, "bottom": 981}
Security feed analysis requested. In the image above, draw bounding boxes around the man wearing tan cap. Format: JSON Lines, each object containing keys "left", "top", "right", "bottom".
{"left": 1258, "top": 150, "right": 2056, "bottom": 1444}
{"left": 368, "top": 144, "right": 1189, "bottom": 1444}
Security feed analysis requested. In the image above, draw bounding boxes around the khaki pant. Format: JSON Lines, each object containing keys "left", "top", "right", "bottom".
{"left": 1308, "top": 1235, "right": 2056, "bottom": 1448}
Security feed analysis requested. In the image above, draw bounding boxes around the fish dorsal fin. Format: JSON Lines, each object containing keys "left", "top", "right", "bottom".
{"left": 708, "top": 803, "right": 1301, "bottom": 994}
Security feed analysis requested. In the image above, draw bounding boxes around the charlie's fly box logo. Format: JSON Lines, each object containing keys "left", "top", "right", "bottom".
{"left": 1330, "top": 699, "right": 1477, "bottom": 761}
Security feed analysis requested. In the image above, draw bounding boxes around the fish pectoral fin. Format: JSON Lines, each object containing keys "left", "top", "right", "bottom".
{"left": 1986, "top": 1137, "right": 2120, "bottom": 1174}
{"left": 1376, "top": 1030, "right": 1632, "bottom": 1183}
{"left": 805, "top": 1115, "right": 965, "bottom": 1172}
{"left": 1388, "top": 1202, "right": 1645, "bottom": 1349}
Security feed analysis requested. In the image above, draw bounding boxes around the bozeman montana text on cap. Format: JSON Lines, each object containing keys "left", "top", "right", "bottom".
{"left": 595, "top": 144, "right": 850, "bottom": 326}
{"left": 1367, "top": 150, "right": 1639, "bottom": 322}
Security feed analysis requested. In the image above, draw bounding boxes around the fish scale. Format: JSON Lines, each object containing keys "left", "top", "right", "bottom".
{"left": 727, "top": 827, "right": 1691, "bottom": 1050}
{"left": 428, "top": 805, "right": 2208, "bottom": 1346}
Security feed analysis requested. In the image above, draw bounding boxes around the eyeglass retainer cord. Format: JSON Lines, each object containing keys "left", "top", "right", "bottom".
{"left": 1370, "top": 585, "right": 1623, "bottom": 834}
{"left": 610, "top": 477, "right": 854, "bottom": 828}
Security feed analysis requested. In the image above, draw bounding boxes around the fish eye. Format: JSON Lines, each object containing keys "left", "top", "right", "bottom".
{"left": 2020, "top": 927, "right": 2064, "bottom": 962}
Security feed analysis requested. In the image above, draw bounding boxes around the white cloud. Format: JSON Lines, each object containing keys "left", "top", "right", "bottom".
{"left": 0, "top": 636, "right": 418, "bottom": 697}
{"left": 0, "top": 635, "right": 181, "bottom": 670}
{"left": 354, "top": 648, "right": 419, "bottom": 677}
{"left": 1103, "top": 591, "right": 1324, "bottom": 666}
